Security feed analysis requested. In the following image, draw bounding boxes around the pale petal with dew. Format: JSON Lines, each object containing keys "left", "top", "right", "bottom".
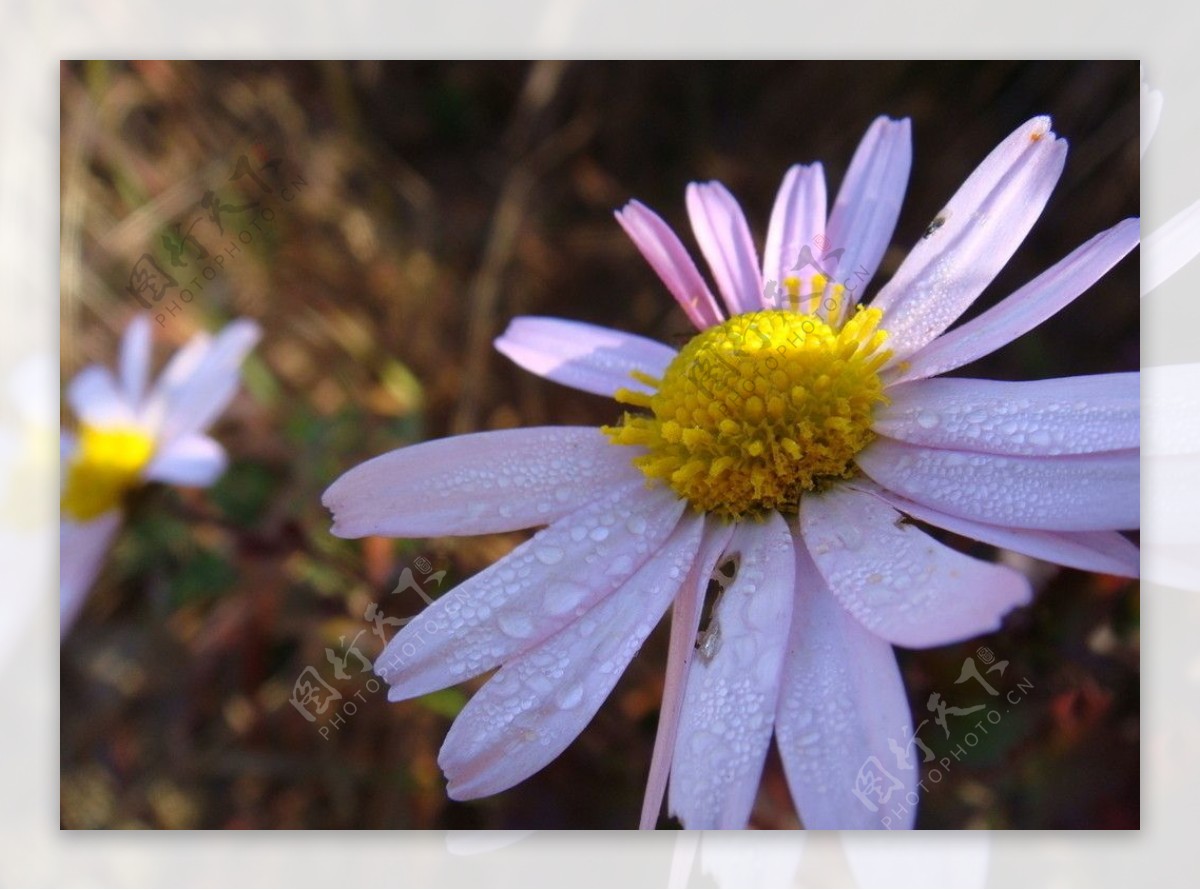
{"left": 324, "top": 426, "right": 641, "bottom": 539}
{"left": 494, "top": 316, "right": 676, "bottom": 398}
{"left": 776, "top": 543, "right": 918, "bottom": 829}
{"left": 888, "top": 218, "right": 1140, "bottom": 385}
{"left": 875, "top": 117, "right": 1067, "bottom": 362}
{"left": 686, "top": 181, "right": 764, "bottom": 317}
{"left": 873, "top": 374, "right": 1138, "bottom": 457}
{"left": 668, "top": 514, "right": 795, "bottom": 829}
{"left": 615, "top": 200, "right": 724, "bottom": 330}
{"left": 440, "top": 513, "right": 704, "bottom": 800}
{"left": 857, "top": 438, "right": 1139, "bottom": 532}
{"left": 800, "top": 484, "right": 1031, "bottom": 648}
{"left": 824, "top": 115, "right": 912, "bottom": 300}
{"left": 762, "top": 162, "right": 827, "bottom": 292}
{"left": 378, "top": 480, "right": 686, "bottom": 701}
{"left": 860, "top": 482, "right": 1140, "bottom": 579}
{"left": 639, "top": 520, "right": 734, "bottom": 829}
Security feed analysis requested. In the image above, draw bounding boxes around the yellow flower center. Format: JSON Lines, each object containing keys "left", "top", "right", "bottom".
{"left": 62, "top": 425, "right": 156, "bottom": 521}
{"left": 604, "top": 301, "right": 891, "bottom": 520}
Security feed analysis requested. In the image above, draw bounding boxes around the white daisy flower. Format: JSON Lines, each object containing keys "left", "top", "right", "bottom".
{"left": 61, "top": 315, "right": 260, "bottom": 634}
{"left": 324, "top": 115, "right": 1138, "bottom": 829}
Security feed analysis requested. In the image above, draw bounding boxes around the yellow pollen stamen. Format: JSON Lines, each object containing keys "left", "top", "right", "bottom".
{"left": 62, "top": 425, "right": 156, "bottom": 521}
{"left": 604, "top": 308, "right": 891, "bottom": 520}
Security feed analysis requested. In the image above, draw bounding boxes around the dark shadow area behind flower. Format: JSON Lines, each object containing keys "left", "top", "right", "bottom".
{"left": 59, "top": 60, "right": 1138, "bottom": 829}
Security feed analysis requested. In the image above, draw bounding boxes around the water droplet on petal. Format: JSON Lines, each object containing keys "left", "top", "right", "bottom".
{"left": 535, "top": 545, "right": 564, "bottom": 565}
{"left": 606, "top": 554, "right": 635, "bottom": 576}
{"left": 917, "top": 411, "right": 939, "bottom": 429}
{"left": 498, "top": 612, "right": 535, "bottom": 639}
{"left": 544, "top": 582, "right": 588, "bottom": 616}
{"left": 555, "top": 683, "right": 584, "bottom": 709}
{"left": 834, "top": 523, "right": 863, "bottom": 550}
{"left": 1029, "top": 429, "right": 1052, "bottom": 447}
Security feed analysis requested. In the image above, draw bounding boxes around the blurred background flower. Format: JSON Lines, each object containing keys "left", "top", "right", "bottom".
{"left": 59, "top": 60, "right": 1138, "bottom": 829}
{"left": 61, "top": 315, "right": 260, "bottom": 634}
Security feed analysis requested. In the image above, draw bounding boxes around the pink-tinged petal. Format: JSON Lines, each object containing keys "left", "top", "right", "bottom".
{"left": 776, "top": 544, "right": 917, "bottom": 829}
{"left": 61, "top": 510, "right": 123, "bottom": 636}
{"left": 669, "top": 514, "right": 795, "bottom": 829}
{"left": 762, "top": 163, "right": 827, "bottom": 297}
{"left": 1143, "top": 196, "right": 1200, "bottom": 297}
{"left": 378, "top": 481, "right": 686, "bottom": 700}
{"left": 143, "top": 433, "right": 227, "bottom": 487}
{"left": 862, "top": 482, "right": 1140, "bottom": 578}
{"left": 890, "top": 219, "right": 1140, "bottom": 384}
{"left": 119, "top": 315, "right": 152, "bottom": 406}
{"left": 150, "top": 319, "right": 261, "bottom": 444}
{"left": 324, "top": 427, "right": 641, "bottom": 538}
{"left": 856, "top": 438, "right": 1139, "bottom": 532}
{"left": 616, "top": 200, "right": 724, "bottom": 330}
{"left": 874, "top": 117, "right": 1068, "bottom": 362}
{"left": 874, "top": 374, "right": 1138, "bottom": 456}
{"left": 67, "top": 365, "right": 135, "bottom": 428}
{"left": 439, "top": 513, "right": 705, "bottom": 800}
{"left": 639, "top": 519, "right": 734, "bottom": 829}
{"left": 800, "top": 484, "right": 1031, "bottom": 648}
{"left": 686, "top": 181, "right": 764, "bottom": 317}
{"left": 1144, "top": 363, "right": 1200, "bottom": 456}
{"left": 494, "top": 316, "right": 676, "bottom": 399}
{"left": 824, "top": 117, "right": 912, "bottom": 298}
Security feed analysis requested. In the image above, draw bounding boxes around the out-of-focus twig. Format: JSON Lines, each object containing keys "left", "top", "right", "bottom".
{"left": 451, "top": 61, "right": 595, "bottom": 434}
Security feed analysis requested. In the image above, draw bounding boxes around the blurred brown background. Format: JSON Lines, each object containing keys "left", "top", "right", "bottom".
{"left": 60, "top": 61, "right": 1139, "bottom": 829}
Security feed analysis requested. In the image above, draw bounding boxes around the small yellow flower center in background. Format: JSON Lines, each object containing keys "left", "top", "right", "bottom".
{"left": 604, "top": 307, "right": 891, "bottom": 520}
{"left": 62, "top": 425, "right": 156, "bottom": 521}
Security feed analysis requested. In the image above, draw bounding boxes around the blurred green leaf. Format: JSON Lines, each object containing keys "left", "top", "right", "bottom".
{"left": 238, "top": 354, "right": 281, "bottom": 408}
{"left": 210, "top": 460, "right": 279, "bottom": 526}
{"left": 416, "top": 688, "right": 467, "bottom": 719}
{"left": 169, "top": 548, "right": 238, "bottom": 606}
